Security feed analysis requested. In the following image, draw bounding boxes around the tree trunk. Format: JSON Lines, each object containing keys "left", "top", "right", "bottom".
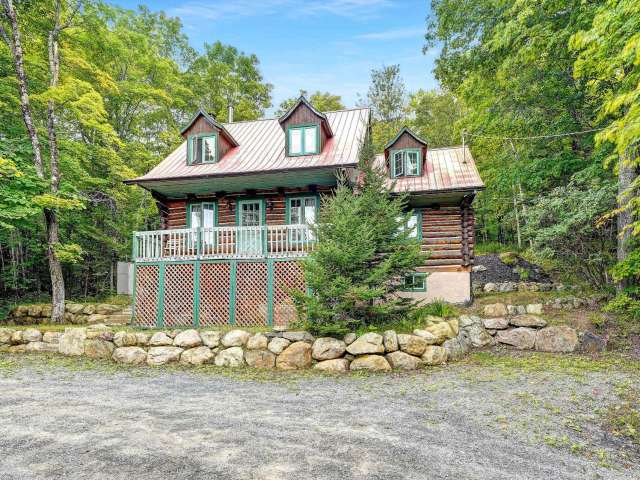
{"left": 1, "top": 0, "right": 68, "bottom": 321}
{"left": 617, "top": 148, "right": 638, "bottom": 292}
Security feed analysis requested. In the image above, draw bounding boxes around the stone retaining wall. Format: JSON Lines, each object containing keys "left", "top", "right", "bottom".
{"left": 0, "top": 315, "right": 492, "bottom": 372}
{"left": 3, "top": 303, "right": 131, "bottom": 326}
{"left": 0, "top": 311, "right": 601, "bottom": 372}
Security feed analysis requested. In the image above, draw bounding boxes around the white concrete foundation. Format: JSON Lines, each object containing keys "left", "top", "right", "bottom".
{"left": 399, "top": 271, "right": 471, "bottom": 305}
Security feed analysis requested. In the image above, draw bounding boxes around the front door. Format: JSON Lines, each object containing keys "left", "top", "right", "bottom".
{"left": 238, "top": 200, "right": 264, "bottom": 256}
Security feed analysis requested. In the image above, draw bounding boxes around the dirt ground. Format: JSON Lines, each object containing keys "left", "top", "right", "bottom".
{"left": 0, "top": 352, "right": 638, "bottom": 480}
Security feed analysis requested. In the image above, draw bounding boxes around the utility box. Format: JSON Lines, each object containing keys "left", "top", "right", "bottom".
{"left": 117, "top": 261, "right": 133, "bottom": 295}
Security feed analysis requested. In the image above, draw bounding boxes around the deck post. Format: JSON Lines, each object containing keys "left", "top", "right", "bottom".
{"left": 266, "top": 259, "right": 274, "bottom": 326}
{"left": 156, "top": 262, "right": 166, "bottom": 327}
{"left": 229, "top": 260, "right": 237, "bottom": 325}
{"left": 193, "top": 261, "right": 201, "bottom": 327}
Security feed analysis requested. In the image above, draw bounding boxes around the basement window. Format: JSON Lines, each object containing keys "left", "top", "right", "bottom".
{"left": 288, "top": 124, "right": 319, "bottom": 156}
{"left": 402, "top": 272, "right": 427, "bottom": 292}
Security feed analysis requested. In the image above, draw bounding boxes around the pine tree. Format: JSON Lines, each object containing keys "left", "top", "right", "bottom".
{"left": 294, "top": 138, "right": 428, "bottom": 335}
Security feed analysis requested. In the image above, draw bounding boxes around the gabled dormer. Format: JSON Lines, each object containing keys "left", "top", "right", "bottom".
{"left": 384, "top": 127, "right": 427, "bottom": 178}
{"left": 278, "top": 96, "right": 333, "bottom": 157}
{"left": 180, "top": 109, "right": 239, "bottom": 165}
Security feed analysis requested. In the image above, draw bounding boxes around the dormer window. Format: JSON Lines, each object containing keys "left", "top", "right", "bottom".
{"left": 288, "top": 124, "right": 319, "bottom": 156}
{"left": 188, "top": 133, "right": 217, "bottom": 165}
{"left": 391, "top": 149, "right": 421, "bottom": 178}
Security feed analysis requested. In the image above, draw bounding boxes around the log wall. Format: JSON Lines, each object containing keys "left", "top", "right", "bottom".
{"left": 157, "top": 193, "right": 475, "bottom": 272}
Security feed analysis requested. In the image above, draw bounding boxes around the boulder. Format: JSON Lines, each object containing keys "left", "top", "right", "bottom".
{"left": 349, "top": 355, "right": 391, "bottom": 372}
{"left": 507, "top": 305, "right": 517, "bottom": 316}
{"left": 579, "top": 331, "right": 607, "bottom": 354}
{"left": 180, "top": 346, "right": 214, "bottom": 366}
{"left": 472, "top": 265, "right": 487, "bottom": 272}
{"left": 59, "top": 328, "right": 87, "bottom": 355}
{"left": 313, "top": 358, "right": 350, "bottom": 372}
{"left": 84, "top": 339, "right": 115, "bottom": 359}
{"left": 467, "top": 323, "right": 495, "bottom": 347}
{"left": 113, "top": 331, "right": 137, "bottom": 347}
{"left": 448, "top": 319, "right": 459, "bottom": 336}
{"left": 96, "top": 304, "right": 121, "bottom": 315}
{"left": 134, "top": 332, "right": 150, "bottom": 346}
{"left": 9, "top": 344, "right": 26, "bottom": 353}
{"left": 86, "top": 325, "right": 111, "bottom": 339}
{"left": 10, "top": 331, "right": 23, "bottom": 345}
{"left": 276, "top": 341, "right": 312, "bottom": 370}
{"left": 412, "top": 329, "right": 439, "bottom": 345}
{"left": 173, "top": 329, "right": 202, "bottom": 348}
{"left": 149, "top": 332, "right": 174, "bottom": 346}
{"left": 534, "top": 326, "right": 578, "bottom": 353}
{"left": 24, "top": 341, "right": 59, "bottom": 353}
{"left": 483, "top": 317, "right": 509, "bottom": 330}
{"left": 42, "top": 331, "right": 61, "bottom": 344}
{"left": 247, "top": 333, "right": 269, "bottom": 350}
{"left": 443, "top": 332, "right": 471, "bottom": 361}
{"left": 244, "top": 349, "right": 276, "bottom": 369}
{"left": 112, "top": 346, "right": 147, "bottom": 365}
{"left": 510, "top": 315, "right": 547, "bottom": 328}
{"left": 343, "top": 332, "right": 357, "bottom": 345}
{"left": 483, "top": 303, "right": 508, "bottom": 317}
{"left": 422, "top": 346, "right": 448, "bottom": 365}
{"left": 82, "top": 304, "right": 96, "bottom": 315}
{"left": 424, "top": 322, "right": 455, "bottom": 343}
{"left": 346, "top": 332, "right": 385, "bottom": 355}
{"left": 526, "top": 304, "right": 544, "bottom": 315}
{"left": 397, "top": 334, "right": 428, "bottom": 356}
{"left": 267, "top": 337, "right": 290, "bottom": 354}
{"left": 221, "top": 329, "right": 251, "bottom": 347}
{"left": 214, "top": 347, "right": 245, "bottom": 367}
{"left": 200, "top": 331, "right": 221, "bottom": 348}
{"left": 312, "top": 337, "right": 346, "bottom": 360}
{"left": 282, "top": 331, "right": 315, "bottom": 343}
{"left": 27, "top": 305, "right": 42, "bottom": 317}
{"left": 147, "top": 346, "right": 184, "bottom": 366}
{"left": 382, "top": 330, "right": 399, "bottom": 352}
{"left": 0, "top": 328, "right": 13, "bottom": 344}
{"left": 495, "top": 328, "right": 536, "bottom": 350}
{"left": 483, "top": 283, "right": 497, "bottom": 293}
{"left": 22, "top": 328, "right": 42, "bottom": 343}
{"left": 386, "top": 351, "right": 422, "bottom": 370}
{"left": 87, "top": 314, "right": 107, "bottom": 324}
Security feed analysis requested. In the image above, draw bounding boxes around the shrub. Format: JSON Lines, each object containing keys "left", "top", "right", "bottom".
{"left": 293, "top": 139, "right": 428, "bottom": 336}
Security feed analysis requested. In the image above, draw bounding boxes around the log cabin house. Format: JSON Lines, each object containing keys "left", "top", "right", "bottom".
{"left": 124, "top": 97, "right": 484, "bottom": 328}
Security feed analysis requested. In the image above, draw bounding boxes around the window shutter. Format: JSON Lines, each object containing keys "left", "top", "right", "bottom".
{"left": 187, "top": 136, "right": 193, "bottom": 165}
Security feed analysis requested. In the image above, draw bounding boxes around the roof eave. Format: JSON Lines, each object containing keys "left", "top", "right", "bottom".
{"left": 179, "top": 109, "right": 239, "bottom": 147}
{"left": 278, "top": 96, "right": 334, "bottom": 137}
{"left": 384, "top": 126, "right": 428, "bottom": 150}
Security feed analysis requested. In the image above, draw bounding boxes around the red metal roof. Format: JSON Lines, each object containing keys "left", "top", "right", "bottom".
{"left": 128, "top": 107, "right": 370, "bottom": 183}
{"left": 376, "top": 146, "right": 484, "bottom": 193}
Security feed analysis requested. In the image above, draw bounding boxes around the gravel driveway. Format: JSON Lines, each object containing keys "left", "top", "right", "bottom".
{"left": 0, "top": 353, "right": 638, "bottom": 480}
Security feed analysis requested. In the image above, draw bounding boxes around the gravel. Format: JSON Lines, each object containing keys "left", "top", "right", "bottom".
{"left": 0, "top": 353, "right": 638, "bottom": 480}
{"left": 472, "top": 254, "right": 551, "bottom": 285}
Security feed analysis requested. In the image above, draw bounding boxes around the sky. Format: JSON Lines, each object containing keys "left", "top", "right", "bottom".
{"left": 111, "top": 0, "right": 439, "bottom": 114}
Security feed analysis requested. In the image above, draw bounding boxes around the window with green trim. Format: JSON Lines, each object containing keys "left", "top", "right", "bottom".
{"left": 391, "top": 149, "right": 421, "bottom": 178}
{"left": 396, "top": 212, "right": 421, "bottom": 239}
{"left": 287, "top": 196, "right": 318, "bottom": 242}
{"left": 188, "top": 202, "right": 216, "bottom": 246}
{"left": 288, "top": 124, "right": 319, "bottom": 156}
{"left": 188, "top": 133, "right": 217, "bottom": 165}
{"left": 402, "top": 273, "right": 427, "bottom": 292}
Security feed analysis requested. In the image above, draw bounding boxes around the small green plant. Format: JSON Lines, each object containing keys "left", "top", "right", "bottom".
{"left": 409, "top": 299, "right": 457, "bottom": 320}
{"left": 498, "top": 251, "right": 519, "bottom": 266}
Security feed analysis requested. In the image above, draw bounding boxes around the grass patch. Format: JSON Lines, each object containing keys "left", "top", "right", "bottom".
{"left": 0, "top": 323, "right": 271, "bottom": 334}
{"left": 463, "top": 350, "right": 640, "bottom": 375}
{"left": 604, "top": 381, "right": 640, "bottom": 446}
{"left": 475, "top": 242, "right": 520, "bottom": 255}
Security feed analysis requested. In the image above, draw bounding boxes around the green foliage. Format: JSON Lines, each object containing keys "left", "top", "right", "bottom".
{"left": 0, "top": 1, "right": 273, "bottom": 299}
{"left": 411, "top": 299, "right": 458, "bottom": 319}
{"left": 293, "top": 139, "right": 428, "bottom": 335}
{"left": 603, "top": 293, "right": 640, "bottom": 322}
{"left": 408, "top": 89, "right": 462, "bottom": 148}
{"left": 522, "top": 174, "right": 617, "bottom": 287}
{"left": 275, "top": 90, "right": 345, "bottom": 116}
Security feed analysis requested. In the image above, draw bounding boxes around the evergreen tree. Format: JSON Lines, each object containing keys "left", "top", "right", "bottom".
{"left": 294, "top": 139, "right": 428, "bottom": 335}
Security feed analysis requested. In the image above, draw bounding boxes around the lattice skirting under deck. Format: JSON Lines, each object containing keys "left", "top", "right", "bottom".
{"left": 133, "top": 259, "right": 305, "bottom": 328}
